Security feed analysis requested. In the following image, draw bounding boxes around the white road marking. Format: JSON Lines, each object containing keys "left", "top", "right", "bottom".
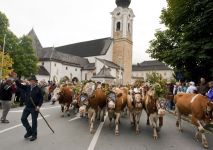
{"left": 10, "top": 106, "right": 60, "bottom": 113}
{"left": 87, "top": 114, "right": 107, "bottom": 150}
{"left": 68, "top": 116, "right": 81, "bottom": 122}
{"left": 0, "top": 115, "right": 50, "bottom": 134}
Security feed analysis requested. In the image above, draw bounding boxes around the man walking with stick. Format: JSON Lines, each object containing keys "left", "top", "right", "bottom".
{"left": 15, "top": 75, "right": 43, "bottom": 141}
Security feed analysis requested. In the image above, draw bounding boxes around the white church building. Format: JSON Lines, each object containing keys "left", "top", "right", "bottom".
{"left": 29, "top": 0, "right": 134, "bottom": 85}
{"left": 29, "top": 0, "right": 173, "bottom": 85}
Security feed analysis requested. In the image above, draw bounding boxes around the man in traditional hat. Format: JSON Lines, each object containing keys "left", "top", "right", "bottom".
{"left": 0, "top": 77, "right": 15, "bottom": 123}
{"left": 15, "top": 75, "right": 43, "bottom": 141}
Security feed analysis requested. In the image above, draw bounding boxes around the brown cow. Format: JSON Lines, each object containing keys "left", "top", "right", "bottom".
{"left": 174, "top": 93, "right": 213, "bottom": 149}
{"left": 107, "top": 87, "right": 128, "bottom": 135}
{"left": 79, "top": 82, "right": 107, "bottom": 134}
{"left": 143, "top": 87, "right": 166, "bottom": 139}
{"left": 51, "top": 86, "right": 73, "bottom": 117}
{"left": 127, "top": 88, "right": 143, "bottom": 134}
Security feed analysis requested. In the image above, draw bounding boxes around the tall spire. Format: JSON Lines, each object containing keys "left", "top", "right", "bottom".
{"left": 116, "top": 0, "right": 131, "bottom": 8}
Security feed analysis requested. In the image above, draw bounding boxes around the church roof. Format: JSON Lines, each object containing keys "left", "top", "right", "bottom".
{"left": 38, "top": 65, "right": 50, "bottom": 76}
{"left": 38, "top": 47, "right": 89, "bottom": 67}
{"left": 28, "top": 28, "right": 42, "bottom": 56}
{"left": 92, "top": 66, "right": 115, "bottom": 79}
{"left": 55, "top": 37, "right": 113, "bottom": 57}
{"left": 82, "top": 63, "right": 95, "bottom": 70}
{"left": 132, "top": 60, "right": 172, "bottom": 71}
{"left": 96, "top": 58, "right": 122, "bottom": 70}
{"left": 116, "top": 0, "right": 131, "bottom": 8}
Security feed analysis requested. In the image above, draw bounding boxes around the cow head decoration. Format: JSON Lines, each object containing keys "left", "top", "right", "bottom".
{"left": 79, "top": 82, "right": 96, "bottom": 115}
{"left": 157, "top": 98, "right": 167, "bottom": 117}
{"left": 106, "top": 91, "right": 117, "bottom": 112}
{"left": 133, "top": 93, "right": 143, "bottom": 109}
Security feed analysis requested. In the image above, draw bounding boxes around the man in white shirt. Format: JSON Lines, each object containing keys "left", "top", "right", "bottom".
{"left": 186, "top": 81, "right": 197, "bottom": 93}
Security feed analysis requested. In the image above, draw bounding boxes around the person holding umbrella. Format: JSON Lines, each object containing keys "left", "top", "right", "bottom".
{"left": 15, "top": 75, "right": 43, "bottom": 141}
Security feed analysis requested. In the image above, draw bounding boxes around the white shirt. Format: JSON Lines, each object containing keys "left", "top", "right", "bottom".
{"left": 186, "top": 85, "right": 197, "bottom": 93}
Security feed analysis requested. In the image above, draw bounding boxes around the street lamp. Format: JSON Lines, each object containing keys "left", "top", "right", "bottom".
{"left": 0, "top": 34, "right": 6, "bottom": 81}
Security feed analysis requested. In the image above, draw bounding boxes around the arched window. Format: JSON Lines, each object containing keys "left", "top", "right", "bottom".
{"left": 116, "top": 22, "right": 121, "bottom": 31}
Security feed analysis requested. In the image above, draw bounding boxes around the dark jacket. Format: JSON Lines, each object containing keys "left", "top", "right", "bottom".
{"left": 0, "top": 83, "right": 13, "bottom": 101}
{"left": 198, "top": 83, "right": 209, "bottom": 95}
{"left": 15, "top": 81, "right": 43, "bottom": 108}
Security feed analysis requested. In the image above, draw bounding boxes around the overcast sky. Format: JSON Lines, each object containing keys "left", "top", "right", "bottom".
{"left": 0, "top": 0, "right": 167, "bottom": 64}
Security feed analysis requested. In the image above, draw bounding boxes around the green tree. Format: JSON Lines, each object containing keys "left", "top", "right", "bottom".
{"left": 0, "top": 11, "right": 38, "bottom": 78}
{"left": 12, "top": 36, "right": 38, "bottom": 78}
{"left": 147, "top": 0, "right": 213, "bottom": 81}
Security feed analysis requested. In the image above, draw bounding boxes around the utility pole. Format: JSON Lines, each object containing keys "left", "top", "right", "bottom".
{"left": 0, "top": 34, "right": 6, "bottom": 81}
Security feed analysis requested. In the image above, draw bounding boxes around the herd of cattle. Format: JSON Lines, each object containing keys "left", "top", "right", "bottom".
{"left": 46, "top": 81, "right": 213, "bottom": 149}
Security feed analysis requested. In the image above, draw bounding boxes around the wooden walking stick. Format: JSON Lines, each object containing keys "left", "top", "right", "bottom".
{"left": 30, "top": 97, "right": 55, "bottom": 133}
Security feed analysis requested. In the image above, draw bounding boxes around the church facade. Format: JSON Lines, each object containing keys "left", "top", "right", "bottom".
{"left": 30, "top": 0, "right": 134, "bottom": 85}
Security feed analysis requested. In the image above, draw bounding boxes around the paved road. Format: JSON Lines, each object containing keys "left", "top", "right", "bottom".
{"left": 0, "top": 103, "right": 212, "bottom": 150}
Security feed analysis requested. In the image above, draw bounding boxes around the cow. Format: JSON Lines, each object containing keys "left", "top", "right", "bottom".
{"left": 106, "top": 87, "right": 128, "bottom": 135}
{"left": 48, "top": 84, "right": 57, "bottom": 103}
{"left": 143, "top": 87, "right": 166, "bottom": 139}
{"left": 127, "top": 88, "right": 143, "bottom": 134}
{"left": 79, "top": 81, "right": 107, "bottom": 134}
{"left": 51, "top": 86, "right": 73, "bottom": 117}
{"left": 174, "top": 93, "right": 213, "bottom": 149}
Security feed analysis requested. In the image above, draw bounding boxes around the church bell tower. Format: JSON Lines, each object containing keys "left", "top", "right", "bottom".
{"left": 112, "top": 0, "right": 134, "bottom": 85}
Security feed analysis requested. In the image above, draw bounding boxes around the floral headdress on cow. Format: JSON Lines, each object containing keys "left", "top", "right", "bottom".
{"left": 81, "top": 80, "right": 97, "bottom": 97}
{"left": 146, "top": 72, "right": 168, "bottom": 98}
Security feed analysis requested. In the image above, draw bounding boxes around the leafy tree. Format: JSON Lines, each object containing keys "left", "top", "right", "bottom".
{"left": 0, "top": 50, "right": 13, "bottom": 79}
{"left": 147, "top": 0, "right": 213, "bottom": 82}
{"left": 0, "top": 11, "right": 38, "bottom": 78}
{"left": 12, "top": 36, "right": 38, "bottom": 78}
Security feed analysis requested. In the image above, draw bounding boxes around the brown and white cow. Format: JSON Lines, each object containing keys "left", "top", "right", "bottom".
{"left": 143, "top": 87, "right": 166, "bottom": 139}
{"left": 79, "top": 82, "right": 107, "bottom": 134}
{"left": 107, "top": 87, "right": 128, "bottom": 135}
{"left": 127, "top": 88, "right": 143, "bottom": 134}
{"left": 174, "top": 93, "right": 213, "bottom": 149}
{"left": 51, "top": 86, "right": 73, "bottom": 117}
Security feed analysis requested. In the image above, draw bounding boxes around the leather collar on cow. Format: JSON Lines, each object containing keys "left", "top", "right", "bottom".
{"left": 80, "top": 93, "right": 89, "bottom": 106}
{"left": 157, "top": 99, "right": 166, "bottom": 110}
{"left": 107, "top": 91, "right": 117, "bottom": 102}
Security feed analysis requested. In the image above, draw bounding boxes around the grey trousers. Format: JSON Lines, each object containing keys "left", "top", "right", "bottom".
{"left": 1, "top": 101, "right": 11, "bottom": 120}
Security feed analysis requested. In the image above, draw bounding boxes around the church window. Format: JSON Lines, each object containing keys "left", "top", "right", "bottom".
{"left": 75, "top": 68, "right": 77, "bottom": 71}
{"left": 116, "top": 22, "right": 121, "bottom": 31}
{"left": 42, "top": 62, "right": 44, "bottom": 66}
{"left": 93, "top": 73, "right": 96, "bottom": 76}
{"left": 54, "top": 63, "right": 56, "bottom": 67}
{"left": 66, "top": 67, "right": 68, "bottom": 70}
